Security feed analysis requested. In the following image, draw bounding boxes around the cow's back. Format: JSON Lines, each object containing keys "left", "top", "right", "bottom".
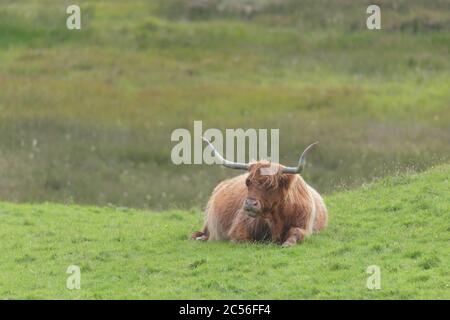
{"left": 307, "top": 184, "right": 328, "bottom": 232}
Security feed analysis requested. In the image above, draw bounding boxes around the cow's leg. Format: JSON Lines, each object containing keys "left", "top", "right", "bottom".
{"left": 228, "top": 216, "right": 252, "bottom": 242}
{"left": 191, "top": 225, "right": 209, "bottom": 241}
{"left": 270, "top": 219, "right": 285, "bottom": 244}
{"left": 281, "top": 227, "right": 308, "bottom": 247}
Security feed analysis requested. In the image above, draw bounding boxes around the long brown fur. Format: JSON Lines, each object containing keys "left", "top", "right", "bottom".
{"left": 191, "top": 161, "right": 328, "bottom": 247}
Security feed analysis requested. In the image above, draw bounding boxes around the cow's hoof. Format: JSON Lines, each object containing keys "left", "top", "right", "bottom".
{"left": 281, "top": 241, "right": 295, "bottom": 247}
{"left": 190, "top": 231, "right": 203, "bottom": 240}
{"left": 195, "top": 235, "right": 208, "bottom": 241}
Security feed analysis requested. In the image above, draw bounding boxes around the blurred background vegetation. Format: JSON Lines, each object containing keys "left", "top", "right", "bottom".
{"left": 0, "top": 0, "right": 449, "bottom": 210}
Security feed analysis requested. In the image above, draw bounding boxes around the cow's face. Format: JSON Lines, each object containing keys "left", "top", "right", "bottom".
{"left": 243, "top": 162, "right": 294, "bottom": 217}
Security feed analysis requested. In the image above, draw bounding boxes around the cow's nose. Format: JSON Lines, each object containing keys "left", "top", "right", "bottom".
{"left": 244, "top": 198, "right": 259, "bottom": 211}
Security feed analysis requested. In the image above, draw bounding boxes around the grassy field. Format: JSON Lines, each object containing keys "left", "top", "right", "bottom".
{"left": 0, "top": 0, "right": 449, "bottom": 209}
{"left": 0, "top": 164, "right": 448, "bottom": 299}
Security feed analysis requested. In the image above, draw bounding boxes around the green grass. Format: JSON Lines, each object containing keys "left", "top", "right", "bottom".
{"left": 0, "top": 0, "right": 449, "bottom": 209}
{"left": 0, "top": 164, "right": 448, "bottom": 299}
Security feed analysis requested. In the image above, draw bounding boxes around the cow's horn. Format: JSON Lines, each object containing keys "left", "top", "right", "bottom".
{"left": 202, "top": 137, "right": 249, "bottom": 170}
{"left": 282, "top": 142, "right": 319, "bottom": 174}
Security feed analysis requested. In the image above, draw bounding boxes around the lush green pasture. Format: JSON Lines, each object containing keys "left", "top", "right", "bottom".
{"left": 0, "top": 164, "right": 448, "bottom": 299}
{"left": 0, "top": 0, "right": 449, "bottom": 209}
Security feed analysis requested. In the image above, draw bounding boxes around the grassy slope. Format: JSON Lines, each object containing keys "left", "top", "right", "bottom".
{"left": 0, "top": 164, "right": 448, "bottom": 299}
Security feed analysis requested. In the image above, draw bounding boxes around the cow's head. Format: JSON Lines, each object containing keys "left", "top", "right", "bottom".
{"left": 243, "top": 162, "right": 293, "bottom": 217}
{"left": 203, "top": 138, "right": 318, "bottom": 218}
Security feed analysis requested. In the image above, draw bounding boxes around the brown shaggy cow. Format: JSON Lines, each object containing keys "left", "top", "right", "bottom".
{"left": 191, "top": 138, "right": 328, "bottom": 247}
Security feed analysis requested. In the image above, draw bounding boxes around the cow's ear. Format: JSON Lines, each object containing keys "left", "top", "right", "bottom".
{"left": 279, "top": 174, "right": 294, "bottom": 189}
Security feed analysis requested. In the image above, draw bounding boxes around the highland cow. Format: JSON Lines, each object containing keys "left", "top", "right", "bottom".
{"left": 191, "top": 138, "right": 328, "bottom": 247}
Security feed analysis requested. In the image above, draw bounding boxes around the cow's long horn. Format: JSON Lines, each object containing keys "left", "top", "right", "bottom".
{"left": 202, "top": 137, "right": 249, "bottom": 170}
{"left": 282, "top": 142, "right": 319, "bottom": 174}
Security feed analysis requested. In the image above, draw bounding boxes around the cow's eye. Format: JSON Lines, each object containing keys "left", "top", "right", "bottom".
{"left": 245, "top": 179, "right": 251, "bottom": 187}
